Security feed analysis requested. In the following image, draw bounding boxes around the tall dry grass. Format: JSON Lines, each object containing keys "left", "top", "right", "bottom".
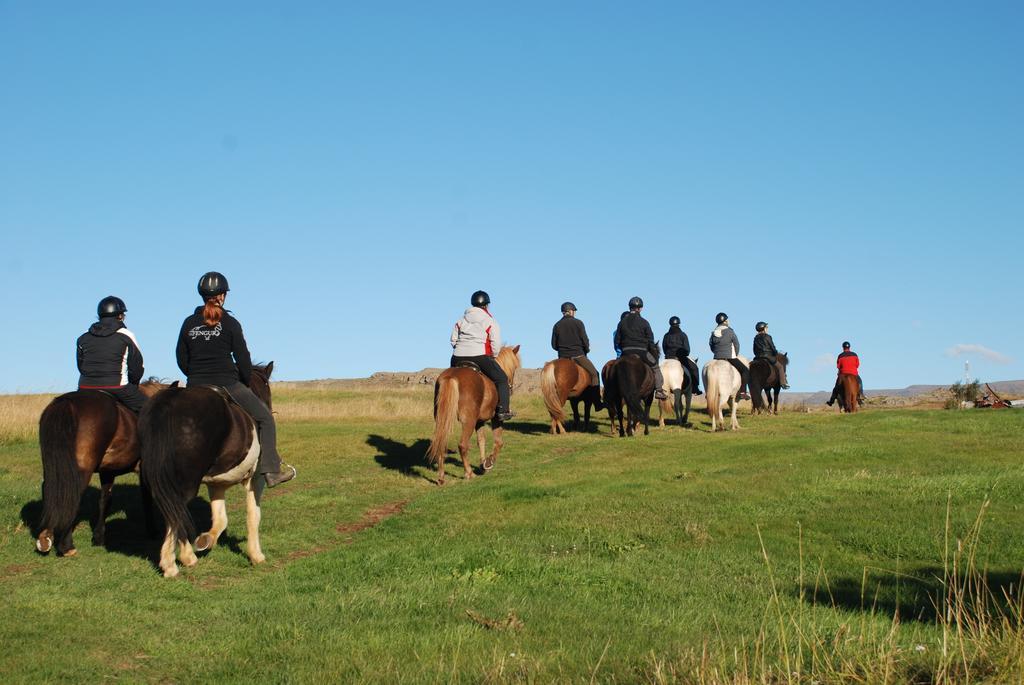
{"left": 0, "top": 393, "right": 54, "bottom": 445}
{"left": 272, "top": 385, "right": 436, "bottom": 421}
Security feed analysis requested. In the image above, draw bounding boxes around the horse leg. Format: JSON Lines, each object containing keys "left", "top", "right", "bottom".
{"left": 484, "top": 424, "right": 503, "bottom": 470}
{"left": 673, "top": 389, "right": 683, "bottom": 426}
{"left": 476, "top": 428, "right": 488, "bottom": 472}
{"left": 196, "top": 484, "right": 228, "bottom": 552}
{"left": 243, "top": 477, "right": 266, "bottom": 565}
{"left": 730, "top": 396, "right": 740, "bottom": 430}
{"left": 178, "top": 537, "right": 198, "bottom": 568}
{"left": 642, "top": 398, "right": 651, "bottom": 436}
{"left": 159, "top": 527, "right": 179, "bottom": 578}
{"left": 56, "top": 469, "right": 92, "bottom": 556}
{"left": 583, "top": 400, "right": 592, "bottom": 432}
{"left": 570, "top": 399, "right": 581, "bottom": 432}
{"left": 683, "top": 389, "right": 692, "bottom": 427}
{"left": 458, "top": 421, "right": 475, "bottom": 480}
{"left": 92, "top": 472, "right": 115, "bottom": 546}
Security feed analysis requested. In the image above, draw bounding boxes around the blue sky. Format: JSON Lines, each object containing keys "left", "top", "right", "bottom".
{"left": 2, "top": 2, "right": 1021, "bottom": 393}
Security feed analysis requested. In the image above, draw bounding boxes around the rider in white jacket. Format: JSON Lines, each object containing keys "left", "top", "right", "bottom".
{"left": 450, "top": 290, "right": 513, "bottom": 421}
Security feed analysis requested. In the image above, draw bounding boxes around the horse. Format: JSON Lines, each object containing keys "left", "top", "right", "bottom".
{"left": 540, "top": 358, "right": 602, "bottom": 434}
{"left": 611, "top": 353, "right": 655, "bottom": 437}
{"left": 139, "top": 363, "right": 275, "bottom": 578}
{"left": 601, "top": 359, "right": 622, "bottom": 436}
{"left": 427, "top": 346, "right": 521, "bottom": 485}
{"left": 656, "top": 359, "right": 694, "bottom": 428}
{"left": 748, "top": 352, "right": 789, "bottom": 415}
{"left": 703, "top": 355, "right": 750, "bottom": 431}
{"left": 35, "top": 379, "right": 170, "bottom": 557}
{"left": 838, "top": 373, "right": 859, "bottom": 413}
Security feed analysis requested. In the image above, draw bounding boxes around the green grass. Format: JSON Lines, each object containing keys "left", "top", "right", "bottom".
{"left": 1, "top": 391, "right": 1022, "bottom": 683}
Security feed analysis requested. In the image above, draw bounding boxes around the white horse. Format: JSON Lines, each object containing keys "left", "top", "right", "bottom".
{"left": 657, "top": 359, "right": 694, "bottom": 428}
{"left": 702, "top": 355, "right": 750, "bottom": 431}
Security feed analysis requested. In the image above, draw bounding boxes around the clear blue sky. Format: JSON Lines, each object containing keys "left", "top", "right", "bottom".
{"left": 2, "top": 2, "right": 1021, "bottom": 394}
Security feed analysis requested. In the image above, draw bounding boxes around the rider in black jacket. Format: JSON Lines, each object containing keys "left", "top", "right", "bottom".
{"left": 551, "top": 302, "right": 600, "bottom": 389}
{"left": 662, "top": 316, "right": 702, "bottom": 395}
{"left": 614, "top": 297, "right": 668, "bottom": 400}
{"left": 176, "top": 272, "right": 295, "bottom": 488}
{"left": 77, "top": 296, "right": 147, "bottom": 412}
{"left": 753, "top": 322, "right": 789, "bottom": 389}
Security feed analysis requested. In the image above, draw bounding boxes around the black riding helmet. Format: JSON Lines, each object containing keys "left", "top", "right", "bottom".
{"left": 715, "top": 312, "right": 728, "bottom": 325}
{"left": 97, "top": 296, "right": 127, "bottom": 318}
{"left": 669, "top": 316, "right": 680, "bottom": 326}
{"left": 560, "top": 301, "right": 576, "bottom": 314}
{"left": 628, "top": 296, "right": 643, "bottom": 310}
{"left": 198, "top": 272, "right": 230, "bottom": 299}
{"left": 755, "top": 321, "right": 768, "bottom": 332}
{"left": 471, "top": 290, "right": 490, "bottom": 308}
{"left": 842, "top": 341, "right": 851, "bottom": 349}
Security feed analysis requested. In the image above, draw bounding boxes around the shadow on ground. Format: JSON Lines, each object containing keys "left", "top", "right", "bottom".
{"left": 799, "top": 566, "right": 1024, "bottom": 623}
{"left": 367, "top": 434, "right": 433, "bottom": 477}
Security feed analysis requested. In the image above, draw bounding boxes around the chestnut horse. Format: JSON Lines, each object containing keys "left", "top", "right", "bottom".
{"left": 540, "top": 358, "right": 602, "bottom": 434}
{"left": 749, "top": 353, "right": 789, "bottom": 415}
{"left": 838, "top": 373, "right": 859, "bottom": 413}
{"left": 36, "top": 379, "right": 169, "bottom": 557}
{"left": 427, "top": 346, "right": 521, "bottom": 485}
{"left": 140, "top": 363, "right": 275, "bottom": 577}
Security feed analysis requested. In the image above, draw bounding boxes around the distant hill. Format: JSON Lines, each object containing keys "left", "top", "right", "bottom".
{"left": 277, "top": 371, "right": 1024, "bottom": 407}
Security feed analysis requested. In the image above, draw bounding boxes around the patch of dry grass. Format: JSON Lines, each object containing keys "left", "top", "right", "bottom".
{"left": 272, "top": 385, "right": 435, "bottom": 421}
{"left": 0, "top": 393, "right": 53, "bottom": 445}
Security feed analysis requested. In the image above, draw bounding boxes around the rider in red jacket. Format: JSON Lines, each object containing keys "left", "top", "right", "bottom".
{"left": 827, "top": 341, "right": 866, "bottom": 406}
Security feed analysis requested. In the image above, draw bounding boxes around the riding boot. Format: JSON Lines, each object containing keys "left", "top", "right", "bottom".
{"left": 683, "top": 358, "right": 702, "bottom": 395}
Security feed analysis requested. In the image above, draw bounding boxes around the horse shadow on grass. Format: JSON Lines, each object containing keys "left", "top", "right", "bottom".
{"left": 502, "top": 420, "right": 552, "bottom": 435}
{"left": 797, "top": 566, "right": 1023, "bottom": 623}
{"left": 20, "top": 484, "right": 247, "bottom": 567}
{"left": 367, "top": 434, "right": 434, "bottom": 478}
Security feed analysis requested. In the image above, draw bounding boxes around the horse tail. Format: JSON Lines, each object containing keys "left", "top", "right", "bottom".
{"left": 139, "top": 393, "right": 196, "bottom": 542}
{"left": 427, "top": 376, "right": 459, "bottom": 466}
{"left": 540, "top": 362, "right": 566, "bottom": 423}
{"left": 38, "top": 397, "right": 83, "bottom": 545}
{"left": 706, "top": 363, "right": 721, "bottom": 417}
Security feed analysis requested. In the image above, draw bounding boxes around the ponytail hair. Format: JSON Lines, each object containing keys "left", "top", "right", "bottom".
{"left": 203, "top": 296, "right": 224, "bottom": 327}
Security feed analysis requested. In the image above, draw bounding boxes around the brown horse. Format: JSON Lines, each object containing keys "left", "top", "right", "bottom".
{"left": 140, "top": 364, "right": 275, "bottom": 577}
{"left": 36, "top": 379, "right": 169, "bottom": 556}
{"left": 427, "top": 346, "right": 521, "bottom": 485}
{"left": 540, "top": 358, "right": 602, "bottom": 434}
{"left": 838, "top": 373, "right": 859, "bottom": 413}
{"left": 749, "top": 353, "right": 789, "bottom": 415}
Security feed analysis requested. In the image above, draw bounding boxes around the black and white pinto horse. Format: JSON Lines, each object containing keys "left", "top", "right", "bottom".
{"left": 140, "top": 364, "right": 274, "bottom": 577}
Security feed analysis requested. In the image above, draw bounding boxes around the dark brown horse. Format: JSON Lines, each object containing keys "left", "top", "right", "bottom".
{"left": 609, "top": 354, "right": 655, "bottom": 437}
{"left": 838, "top": 373, "right": 859, "bottom": 413}
{"left": 749, "top": 352, "right": 790, "bottom": 415}
{"left": 36, "top": 379, "right": 169, "bottom": 557}
{"left": 427, "top": 346, "right": 521, "bottom": 485}
{"left": 139, "top": 363, "right": 274, "bottom": 577}
{"left": 540, "top": 358, "right": 602, "bottom": 434}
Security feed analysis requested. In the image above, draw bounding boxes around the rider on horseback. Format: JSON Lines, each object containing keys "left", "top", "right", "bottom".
{"left": 450, "top": 290, "right": 514, "bottom": 422}
{"left": 76, "top": 296, "right": 147, "bottom": 413}
{"left": 551, "top": 302, "right": 600, "bottom": 391}
{"left": 827, "top": 341, "right": 866, "bottom": 406}
{"left": 709, "top": 312, "right": 750, "bottom": 401}
{"left": 614, "top": 297, "right": 668, "bottom": 401}
{"left": 176, "top": 272, "right": 296, "bottom": 488}
{"left": 662, "top": 316, "right": 702, "bottom": 396}
{"left": 613, "top": 311, "right": 628, "bottom": 358}
{"left": 753, "top": 322, "right": 789, "bottom": 389}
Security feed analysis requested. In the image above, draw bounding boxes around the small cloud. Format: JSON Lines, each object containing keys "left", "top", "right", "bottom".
{"left": 945, "top": 344, "right": 1013, "bottom": 365}
{"left": 812, "top": 353, "right": 834, "bottom": 372}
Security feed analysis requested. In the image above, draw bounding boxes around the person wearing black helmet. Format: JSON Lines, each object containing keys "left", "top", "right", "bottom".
{"left": 551, "top": 302, "right": 600, "bottom": 390}
{"left": 76, "top": 296, "right": 147, "bottom": 413}
{"left": 662, "top": 316, "right": 702, "bottom": 395}
{"left": 450, "top": 290, "right": 514, "bottom": 421}
{"left": 614, "top": 297, "right": 668, "bottom": 400}
{"left": 753, "top": 322, "right": 789, "bottom": 389}
{"left": 176, "top": 272, "right": 296, "bottom": 488}
{"left": 709, "top": 312, "right": 750, "bottom": 400}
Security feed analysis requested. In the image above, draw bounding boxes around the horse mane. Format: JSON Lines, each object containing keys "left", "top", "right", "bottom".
{"left": 496, "top": 345, "right": 521, "bottom": 379}
{"left": 141, "top": 376, "right": 171, "bottom": 387}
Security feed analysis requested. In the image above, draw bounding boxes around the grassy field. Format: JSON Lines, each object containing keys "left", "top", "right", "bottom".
{"left": 0, "top": 388, "right": 1022, "bottom": 683}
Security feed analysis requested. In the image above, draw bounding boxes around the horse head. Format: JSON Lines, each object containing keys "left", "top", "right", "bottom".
{"left": 250, "top": 361, "right": 274, "bottom": 409}
{"left": 778, "top": 352, "right": 789, "bottom": 368}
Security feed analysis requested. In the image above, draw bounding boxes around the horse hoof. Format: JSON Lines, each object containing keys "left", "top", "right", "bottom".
{"left": 482, "top": 459, "right": 494, "bottom": 471}
{"left": 91, "top": 536, "right": 104, "bottom": 547}
{"left": 195, "top": 533, "right": 214, "bottom": 552}
{"left": 182, "top": 557, "right": 198, "bottom": 568}
{"left": 162, "top": 566, "right": 179, "bottom": 578}
{"left": 63, "top": 548, "right": 77, "bottom": 558}
{"left": 250, "top": 553, "right": 266, "bottom": 565}
{"left": 36, "top": 535, "right": 53, "bottom": 554}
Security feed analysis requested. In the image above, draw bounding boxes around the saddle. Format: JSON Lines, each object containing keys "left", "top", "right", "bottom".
{"left": 452, "top": 360, "right": 483, "bottom": 373}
